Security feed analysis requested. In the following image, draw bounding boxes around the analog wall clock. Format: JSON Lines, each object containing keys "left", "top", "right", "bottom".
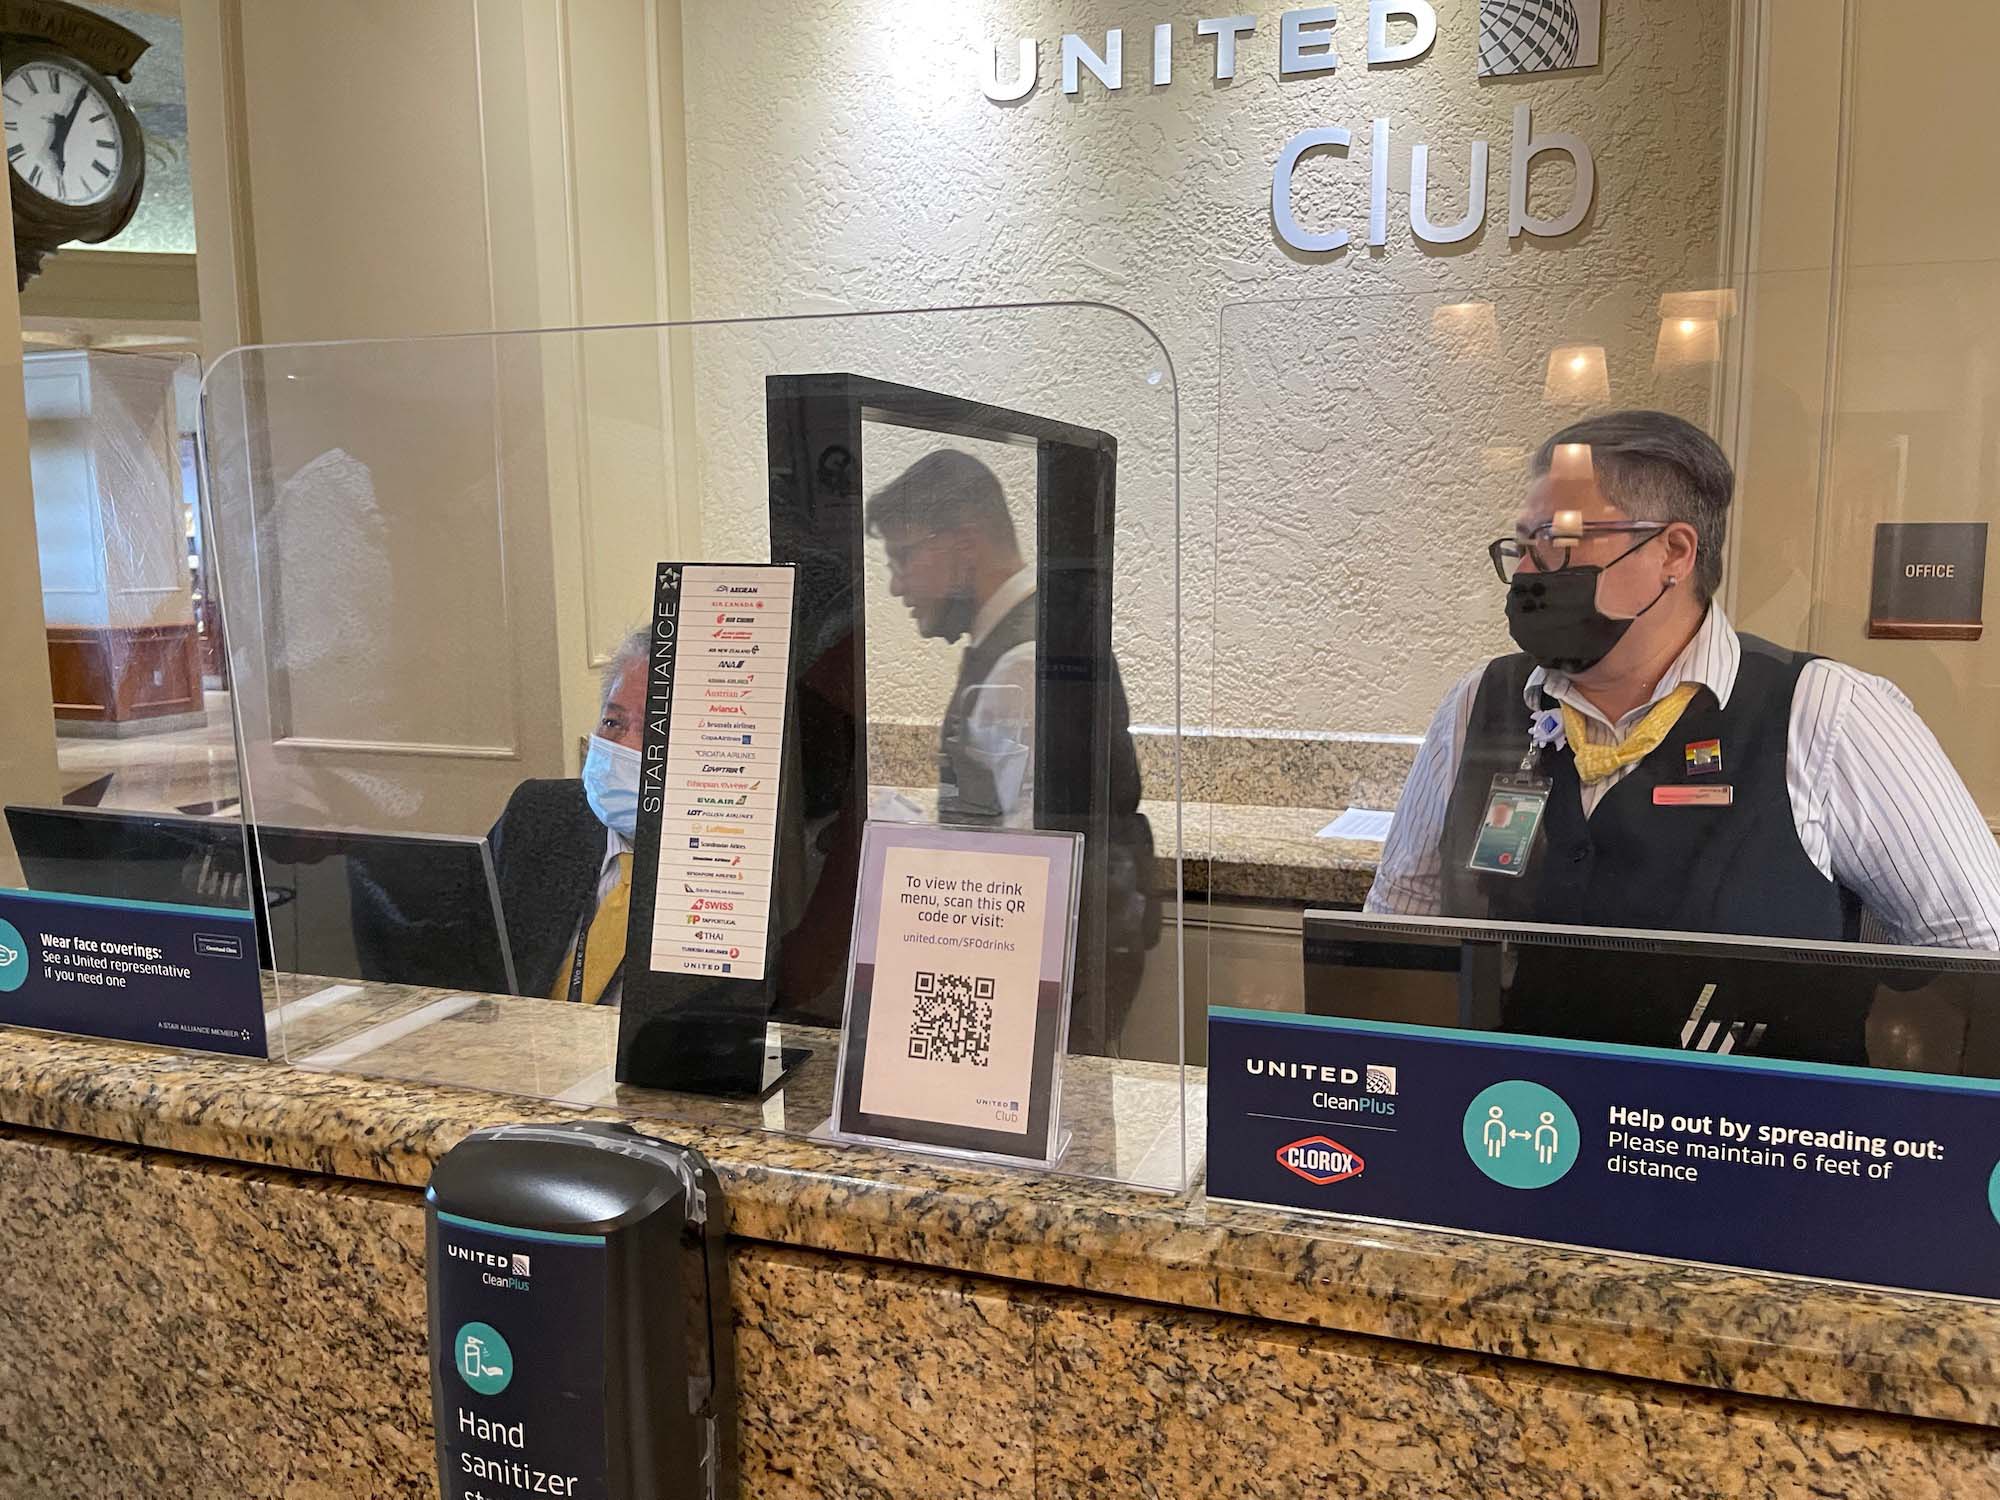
{"left": 0, "top": 1, "right": 149, "bottom": 289}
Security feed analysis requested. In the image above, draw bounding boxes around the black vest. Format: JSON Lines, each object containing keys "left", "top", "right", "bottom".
{"left": 938, "top": 592, "right": 1038, "bottom": 820}
{"left": 1439, "top": 634, "right": 1860, "bottom": 941}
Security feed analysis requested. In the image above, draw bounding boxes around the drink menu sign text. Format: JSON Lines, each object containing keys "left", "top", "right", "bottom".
{"left": 642, "top": 563, "right": 794, "bottom": 983}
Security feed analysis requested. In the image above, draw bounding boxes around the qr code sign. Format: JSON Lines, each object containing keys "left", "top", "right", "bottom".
{"left": 908, "top": 971, "right": 995, "bottom": 1066}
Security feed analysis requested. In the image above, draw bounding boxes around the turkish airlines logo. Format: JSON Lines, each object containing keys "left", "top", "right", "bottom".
{"left": 1275, "top": 1135, "right": 1366, "bottom": 1185}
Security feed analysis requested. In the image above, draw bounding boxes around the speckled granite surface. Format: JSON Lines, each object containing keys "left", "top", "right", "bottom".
{"left": 6, "top": 1125, "right": 1995, "bottom": 1499}
{"left": 868, "top": 719, "right": 1403, "bottom": 903}
{"left": 1034, "top": 1295, "right": 2000, "bottom": 1498}
{"left": 873, "top": 785, "right": 1379, "bottom": 905}
{"left": 0, "top": 997, "right": 1996, "bottom": 1431}
{"left": 869, "top": 721, "right": 1418, "bottom": 812}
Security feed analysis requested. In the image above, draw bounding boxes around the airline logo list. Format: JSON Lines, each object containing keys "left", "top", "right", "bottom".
{"left": 649, "top": 564, "right": 793, "bottom": 982}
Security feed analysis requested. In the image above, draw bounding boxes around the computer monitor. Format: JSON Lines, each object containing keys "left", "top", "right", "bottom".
{"left": 254, "top": 824, "right": 519, "bottom": 997}
{"left": 6, "top": 806, "right": 518, "bottom": 997}
{"left": 1301, "top": 910, "right": 2000, "bottom": 1078}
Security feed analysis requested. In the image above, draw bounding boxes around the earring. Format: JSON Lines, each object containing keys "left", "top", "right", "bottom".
{"left": 1664, "top": 576, "right": 1680, "bottom": 588}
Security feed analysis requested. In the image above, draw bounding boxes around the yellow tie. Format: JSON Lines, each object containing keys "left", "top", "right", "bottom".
{"left": 1560, "top": 682, "right": 1700, "bottom": 784}
{"left": 549, "top": 853, "right": 632, "bottom": 1004}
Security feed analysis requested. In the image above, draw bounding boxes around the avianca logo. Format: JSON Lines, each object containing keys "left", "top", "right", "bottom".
{"left": 1276, "top": 1135, "right": 1365, "bottom": 1185}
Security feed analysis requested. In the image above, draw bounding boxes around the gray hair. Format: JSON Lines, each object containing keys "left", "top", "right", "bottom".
{"left": 1532, "top": 410, "right": 1734, "bottom": 602}
{"left": 600, "top": 627, "right": 651, "bottom": 714}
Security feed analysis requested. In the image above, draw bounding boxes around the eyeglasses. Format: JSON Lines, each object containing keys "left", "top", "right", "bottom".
{"left": 1488, "top": 521, "right": 1665, "bottom": 582}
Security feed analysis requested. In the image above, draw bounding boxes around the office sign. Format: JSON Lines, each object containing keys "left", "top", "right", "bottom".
{"left": 0, "top": 886, "right": 263, "bottom": 1056}
{"left": 1869, "top": 522, "right": 1988, "bottom": 640}
{"left": 1209, "top": 1007, "right": 2000, "bottom": 1298}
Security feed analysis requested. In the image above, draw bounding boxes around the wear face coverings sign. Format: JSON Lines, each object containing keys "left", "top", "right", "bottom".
{"left": 1208, "top": 1007, "right": 2000, "bottom": 1298}
{"left": 0, "top": 887, "right": 263, "bottom": 1056}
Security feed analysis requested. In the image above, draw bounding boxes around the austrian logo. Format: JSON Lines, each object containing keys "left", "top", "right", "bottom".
{"left": 1275, "top": 1135, "right": 1366, "bottom": 1185}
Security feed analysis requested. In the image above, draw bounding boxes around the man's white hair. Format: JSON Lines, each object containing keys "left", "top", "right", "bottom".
{"left": 600, "top": 627, "right": 651, "bottom": 713}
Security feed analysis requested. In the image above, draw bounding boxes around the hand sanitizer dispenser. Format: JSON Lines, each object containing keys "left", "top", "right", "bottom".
{"left": 426, "top": 1121, "right": 737, "bottom": 1498}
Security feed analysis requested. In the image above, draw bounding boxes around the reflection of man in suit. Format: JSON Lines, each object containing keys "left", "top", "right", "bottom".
{"left": 868, "top": 449, "right": 1160, "bottom": 1052}
{"left": 488, "top": 632, "right": 647, "bottom": 1004}
{"left": 867, "top": 449, "right": 1038, "bottom": 824}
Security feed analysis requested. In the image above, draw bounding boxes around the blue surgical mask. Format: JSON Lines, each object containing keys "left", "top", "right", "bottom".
{"left": 582, "top": 734, "right": 641, "bottom": 838}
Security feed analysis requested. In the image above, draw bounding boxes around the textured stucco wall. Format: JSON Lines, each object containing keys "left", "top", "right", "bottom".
{"left": 681, "top": 0, "right": 1734, "bottom": 732}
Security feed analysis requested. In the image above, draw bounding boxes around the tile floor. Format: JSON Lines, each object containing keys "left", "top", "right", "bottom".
{"left": 54, "top": 690, "right": 241, "bottom": 819}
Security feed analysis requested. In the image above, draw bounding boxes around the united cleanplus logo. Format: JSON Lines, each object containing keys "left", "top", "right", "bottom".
{"left": 1276, "top": 1135, "right": 1366, "bottom": 1186}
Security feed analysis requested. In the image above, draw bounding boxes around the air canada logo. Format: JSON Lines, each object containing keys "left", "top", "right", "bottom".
{"left": 1276, "top": 1135, "right": 1366, "bottom": 1186}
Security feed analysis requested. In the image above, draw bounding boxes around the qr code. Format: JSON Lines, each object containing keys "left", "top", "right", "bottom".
{"left": 907, "top": 971, "right": 995, "bottom": 1066}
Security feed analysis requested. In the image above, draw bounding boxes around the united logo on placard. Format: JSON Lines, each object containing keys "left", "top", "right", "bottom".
{"left": 1275, "top": 1135, "right": 1366, "bottom": 1186}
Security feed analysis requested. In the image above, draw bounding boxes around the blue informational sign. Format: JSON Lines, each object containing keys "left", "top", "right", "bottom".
{"left": 0, "top": 887, "right": 264, "bottom": 1057}
{"left": 1208, "top": 1006, "right": 2000, "bottom": 1299}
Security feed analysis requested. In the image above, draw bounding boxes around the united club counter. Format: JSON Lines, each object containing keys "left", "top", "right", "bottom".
{"left": 0, "top": 976, "right": 1993, "bottom": 1498}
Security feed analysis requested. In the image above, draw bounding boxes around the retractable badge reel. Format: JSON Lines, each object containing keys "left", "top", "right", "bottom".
{"left": 1469, "top": 507, "right": 1584, "bottom": 879}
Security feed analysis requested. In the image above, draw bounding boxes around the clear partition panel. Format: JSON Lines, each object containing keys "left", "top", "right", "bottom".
{"left": 1209, "top": 264, "right": 2000, "bottom": 1066}
{"left": 3, "top": 348, "right": 259, "bottom": 1053}
{"left": 201, "top": 304, "right": 1186, "bottom": 1192}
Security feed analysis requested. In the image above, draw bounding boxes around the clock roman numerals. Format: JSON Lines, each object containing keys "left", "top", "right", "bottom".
{"left": 2, "top": 58, "right": 126, "bottom": 209}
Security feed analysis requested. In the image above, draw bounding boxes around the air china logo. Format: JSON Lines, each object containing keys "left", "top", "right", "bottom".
{"left": 1276, "top": 1135, "right": 1366, "bottom": 1186}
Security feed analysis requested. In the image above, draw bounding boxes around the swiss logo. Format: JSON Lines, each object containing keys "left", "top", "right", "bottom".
{"left": 1276, "top": 1135, "right": 1366, "bottom": 1185}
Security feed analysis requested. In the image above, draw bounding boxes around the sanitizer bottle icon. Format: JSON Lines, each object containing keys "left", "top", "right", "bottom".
{"left": 453, "top": 1321, "right": 513, "bottom": 1395}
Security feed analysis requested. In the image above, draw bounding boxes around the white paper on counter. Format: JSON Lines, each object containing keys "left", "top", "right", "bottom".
{"left": 1316, "top": 807, "right": 1393, "bottom": 842}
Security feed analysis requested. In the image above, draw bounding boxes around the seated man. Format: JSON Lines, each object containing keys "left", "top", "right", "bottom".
{"left": 1368, "top": 409, "right": 2000, "bottom": 950}
{"left": 489, "top": 632, "right": 648, "bottom": 1003}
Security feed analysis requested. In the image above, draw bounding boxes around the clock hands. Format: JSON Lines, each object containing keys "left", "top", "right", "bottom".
{"left": 49, "top": 79, "right": 87, "bottom": 175}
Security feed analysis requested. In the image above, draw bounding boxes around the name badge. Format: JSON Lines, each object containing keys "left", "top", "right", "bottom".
{"left": 1468, "top": 776, "right": 1549, "bottom": 876}
{"left": 1654, "top": 785, "right": 1733, "bottom": 807}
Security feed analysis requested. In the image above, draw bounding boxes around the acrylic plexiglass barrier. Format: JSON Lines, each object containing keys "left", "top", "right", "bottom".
{"left": 1203, "top": 265, "right": 2000, "bottom": 1070}
{"left": 200, "top": 305, "right": 1190, "bottom": 1193}
{"left": 0, "top": 350, "right": 262, "bottom": 1049}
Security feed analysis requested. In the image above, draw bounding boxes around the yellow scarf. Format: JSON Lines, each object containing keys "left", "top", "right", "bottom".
{"left": 1560, "top": 682, "right": 1700, "bottom": 784}
{"left": 549, "top": 853, "right": 632, "bottom": 1004}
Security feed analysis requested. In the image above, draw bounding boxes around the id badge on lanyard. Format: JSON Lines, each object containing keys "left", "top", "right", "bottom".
{"left": 1467, "top": 741, "right": 1552, "bottom": 879}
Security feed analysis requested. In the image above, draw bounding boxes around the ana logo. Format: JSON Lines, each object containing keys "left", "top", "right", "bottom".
{"left": 1276, "top": 1135, "right": 1366, "bottom": 1185}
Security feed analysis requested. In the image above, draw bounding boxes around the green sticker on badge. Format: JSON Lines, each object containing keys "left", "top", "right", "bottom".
{"left": 1468, "top": 784, "right": 1546, "bottom": 876}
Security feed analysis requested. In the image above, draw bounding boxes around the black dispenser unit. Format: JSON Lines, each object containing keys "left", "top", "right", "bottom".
{"left": 426, "top": 1122, "right": 737, "bottom": 1499}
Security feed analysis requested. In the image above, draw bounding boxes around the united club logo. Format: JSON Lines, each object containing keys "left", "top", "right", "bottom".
{"left": 1275, "top": 1135, "right": 1366, "bottom": 1186}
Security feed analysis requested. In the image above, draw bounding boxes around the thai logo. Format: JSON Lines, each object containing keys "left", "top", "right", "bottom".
{"left": 1275, "top": 1135, "right": 1366, "bottom": 1185}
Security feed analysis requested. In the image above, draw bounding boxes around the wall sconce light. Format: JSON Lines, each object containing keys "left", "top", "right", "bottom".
{"left": 1651, "top": 289, "right": 1736, "bottom": 373}
{"left": 1658, "top": 288, "right": 1739, "bottom": 323}
{"left": 1544, "top": 345, "right": 1609, "bottom": 406}
{"left": 1430, "top": 300, "right": 1500, "bottom": 362}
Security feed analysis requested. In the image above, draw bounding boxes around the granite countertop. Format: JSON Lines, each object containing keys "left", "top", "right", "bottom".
{"left": 2, "top": 980, "right": 1995, "bottom": 1428}
{"left": 877, "top": 787, "right": 1382, "bottom": 906}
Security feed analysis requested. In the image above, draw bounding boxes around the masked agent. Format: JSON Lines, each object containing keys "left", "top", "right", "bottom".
{"left": 488, "top": 631, "right": 649, "bottom": 1003}
{"left": 1368, "top": 410, "right": 2000, "bottom": 950}
{"left": 868, "top": 449, "right": 1161, "bottom": 1049}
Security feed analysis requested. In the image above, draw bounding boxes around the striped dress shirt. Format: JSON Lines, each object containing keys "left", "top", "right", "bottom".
{"left": 1364, "top": 606, "right": 2000, "bottom": 950}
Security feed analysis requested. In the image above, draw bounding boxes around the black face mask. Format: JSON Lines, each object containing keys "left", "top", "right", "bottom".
{"left": 1504, "top": 535, "right": 1670, "bottom": 674}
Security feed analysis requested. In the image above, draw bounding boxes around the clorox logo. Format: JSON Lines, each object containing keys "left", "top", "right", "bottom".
{"left": 1276, "top": 1135, "right": 1365, "bottom": 1185}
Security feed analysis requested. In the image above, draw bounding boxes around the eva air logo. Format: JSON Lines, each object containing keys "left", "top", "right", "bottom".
{"left": 0, "top": 918, "right": 27, "bottom": 993}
